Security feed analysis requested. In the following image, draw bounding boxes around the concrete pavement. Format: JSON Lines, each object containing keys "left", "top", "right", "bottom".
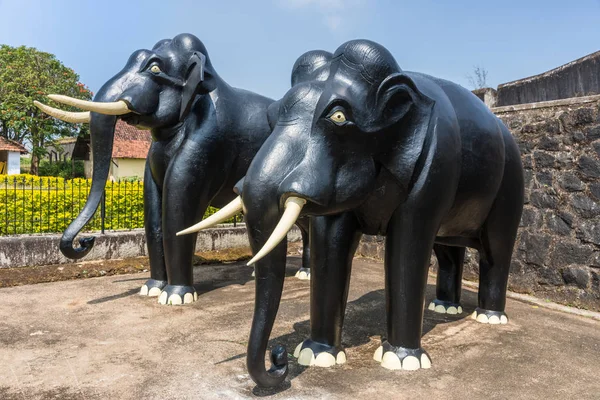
{"left": 0, "top": 257, "right": 598, "bottom": 399}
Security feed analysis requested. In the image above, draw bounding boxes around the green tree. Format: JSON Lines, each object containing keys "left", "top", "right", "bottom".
{"left": 0, "top": 45, "right": 92, "bottom": 175}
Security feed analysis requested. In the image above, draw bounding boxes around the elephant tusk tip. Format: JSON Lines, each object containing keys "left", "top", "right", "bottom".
{"left": 246, "top": 256, "right": 260, "bottom": 267}
{"left": 45, "top": 94, "right": 130, "bottom": 115}
{"left": 247, "top": 250, "right": 269, "bottom": 266}
{"left": 33, "top": 100, "right": 91, "bottom": 123}
{"left": 245, "top": 196, "right": 305, "bottom": 268}
{"left": 177, "top": 197, "right": 243, "bottom": 235}
{"left": 175, "top": 228, "right": 192, "bottom": 236}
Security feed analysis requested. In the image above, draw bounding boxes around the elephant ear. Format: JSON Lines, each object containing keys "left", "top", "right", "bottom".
{"left": 233, "top": 177, "right": 245, "bottom": 196}
{"left": 367, "top": 73, "right": 434, "bottom": 130}
{"left": 372, "top": 73, "right": 435, "bottom": 193}
{"left": 266, "top": 101, "right": 281, "bottom": 130}
{"left": 179, "top": 52, "right": 207, "bottom": 121}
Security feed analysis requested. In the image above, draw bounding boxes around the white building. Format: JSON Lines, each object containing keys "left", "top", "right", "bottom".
{"left": 71, "top": 120, "right": 151, "bottom": 180}
{"left": 0, "top": 137, "right": 27, "bottom": 175}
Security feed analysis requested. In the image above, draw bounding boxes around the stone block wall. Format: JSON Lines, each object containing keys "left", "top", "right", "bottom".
{"left": 491, "top": 97, "right": 600, "bottom": 310}
{"left": 472, "top": 88, "right": 498, "bottom": 108}
{"left": 358, "top": 96, "right": 600, "bottom": 312}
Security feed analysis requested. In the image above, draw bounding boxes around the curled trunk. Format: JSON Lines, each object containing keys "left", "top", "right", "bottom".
{"left": 245, "top": 200, "right": 289, "bottom": 388}
{"left": 60, "top": 90, "right": 118, "bottom": 259}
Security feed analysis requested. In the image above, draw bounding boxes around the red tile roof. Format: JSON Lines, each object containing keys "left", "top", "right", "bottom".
{"left": 0, "top": 137, "right": 28, "bottom": 154}
{"left": 111, "top": 120, "right": 152, "bottom": 159}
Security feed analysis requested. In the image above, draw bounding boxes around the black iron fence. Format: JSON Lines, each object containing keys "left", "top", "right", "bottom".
{"left": 0, "top": 174, "right": 239, "bottom": 236}
{"left": 0, "top": 175, "right": 143, "bottom": 235}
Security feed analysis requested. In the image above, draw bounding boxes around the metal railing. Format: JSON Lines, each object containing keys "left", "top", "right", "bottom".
{"left": 0, "top": 176, "right": 143, "bottom": 235}
{"left": 0, "top": 175, "right": 240, "bottom": 236}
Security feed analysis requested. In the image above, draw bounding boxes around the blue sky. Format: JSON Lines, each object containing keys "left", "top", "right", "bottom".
{"left": 1, "top": 0, "right": 599, "bottom": 100}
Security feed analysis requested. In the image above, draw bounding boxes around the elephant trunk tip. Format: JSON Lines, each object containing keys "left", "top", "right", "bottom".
{"left": 249, "top": 344, "right": 289, "bottom": 388}
{"left": 59, "top": 236, "right": 96, "bottom": 260}
{"left": 271, "top": 344, "right": 288, "bottom": 369}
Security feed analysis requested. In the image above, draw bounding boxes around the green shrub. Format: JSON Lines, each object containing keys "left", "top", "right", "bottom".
{"left": 38, "top": 160, "right": 85, "bottom": 179}
{"left": 0, "top": 174, "right": 240, "bottom": 235}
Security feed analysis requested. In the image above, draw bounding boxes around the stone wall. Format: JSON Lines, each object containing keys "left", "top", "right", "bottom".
{"left": 492, "top": 96, "right": 600, "bottom": 310}
{"left": 472, "top": 87, "right": 498, "bottom": 108}
{"left": 358, "top": 96, "right": 600, "bottom": 312}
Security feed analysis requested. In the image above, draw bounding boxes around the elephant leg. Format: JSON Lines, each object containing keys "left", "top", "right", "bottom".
{"left": 294, "top": 212, "right": 361, "bottom": 368}
{"left": 375, "top": 207, "right": 438, "bottom": 371}
{"left": 158, "top": 140, "right": 228, "bottom": 306}
{"left": 140, "top": 162, "right": 168, "bottom": 297}
{"left": 472, "top": 140, "right": 523, "bottom": 325}
{"left": 294, "top": 219, "right": 311, "bottom": 280}
{"left": 427, "top": 244, "right": 465, "bottom": 314}
{"left": 473, "top": 198, "right": 522, "bottom": 325}
{"left": 472, "top": 220, "right": 517, "bottom": 325}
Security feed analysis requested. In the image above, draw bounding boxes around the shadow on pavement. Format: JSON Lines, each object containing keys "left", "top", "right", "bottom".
{"left": 87, "top": 257, "right": 302, "bottom": 304}
{"left": 219, "top": 279, "right": 481, "bottom": 393}
{"left": 87, "top": 288, "right": 141, "bottom": 304}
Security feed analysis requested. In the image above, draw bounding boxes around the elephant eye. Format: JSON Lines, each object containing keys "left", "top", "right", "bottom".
{"left": 150, "top": 65, "right": 161, "bottom": 74}
{"left": 329, "top": 110, "right": 347, "bottom": 125}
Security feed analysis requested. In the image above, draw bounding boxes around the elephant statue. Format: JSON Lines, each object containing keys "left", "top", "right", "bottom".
{"left": 188, "top": 40, "right": 524, "bottom": 387}
{"left": 34, "top": 33, "right": 316, "bottom": 305}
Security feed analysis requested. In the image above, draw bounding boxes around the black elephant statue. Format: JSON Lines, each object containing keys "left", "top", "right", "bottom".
{"left": 188, "top": 40, "right": 524, "bottom": 387}
{"left": 34, "top": 33, "right": 316, "bottom": 305}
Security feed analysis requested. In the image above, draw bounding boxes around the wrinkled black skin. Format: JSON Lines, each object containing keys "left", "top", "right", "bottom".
{"left": 240, "top": 40, "right": 524, "bottom": 387}
{"left": 59, "top": 34, "right": 315, "bottom": 295}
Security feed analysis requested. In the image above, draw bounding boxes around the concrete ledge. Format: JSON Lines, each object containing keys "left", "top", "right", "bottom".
{"left": 0, "top": 230, "right": 148, "bottom": 268}
{"left": 491, "top": 93, "right": 600, "bottom": 114}
{"left": 0, "top": 224, "right": 302, "bottom": 269}
{"left": 496, "top": 50, "right": 600, "bottom": 106}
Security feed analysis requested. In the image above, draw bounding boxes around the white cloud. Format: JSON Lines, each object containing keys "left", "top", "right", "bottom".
{"left": 277, "top": 0, "right": 365, "bottom": 32}
{"left": 325, "top": 15, "right": 342, "bottom": 31}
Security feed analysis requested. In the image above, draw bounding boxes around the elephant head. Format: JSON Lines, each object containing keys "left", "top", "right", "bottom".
{"left": 226, "top": 40, "right": 434, "bottom": 387}
{"left": 35, "top": 33, "right": 219, "bottom": 259}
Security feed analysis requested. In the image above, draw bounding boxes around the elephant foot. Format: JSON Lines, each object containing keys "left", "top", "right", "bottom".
{"left": 293, "top": 339, "right": 346, "bottom": 367}
{"left": 427, "top": 299, "right": 463, "bottom": 315}
{"left": 471, "top": 307, "right": 508, "bottom": 325}
{"left": 157, "top": 285, "right": 198, "bottom": 305}
{"left": 294, "top": 267, "right": 311, "bottom": 281}
{"left": 374, "top": 341, "right": 431, "bottom": 371}
{"left": 139, "top": 279, "right": 167, "bottom": 297}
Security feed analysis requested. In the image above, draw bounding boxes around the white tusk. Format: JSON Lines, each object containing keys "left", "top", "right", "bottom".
{"left": 48, "top": 94, "right": 130, "bottom": 115}
{"left": 34, "top": 101, "right": 90, "bottom": 123}
{"left": 247, "top": 196, "right": 306, "bottom": 266}
{"left": 176, "top": 196, "right": 243, "bottom": 236}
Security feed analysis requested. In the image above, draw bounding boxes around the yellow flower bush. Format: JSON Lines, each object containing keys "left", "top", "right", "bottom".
{"left": 0, "top": 174, "right": 238, "bottom": 235}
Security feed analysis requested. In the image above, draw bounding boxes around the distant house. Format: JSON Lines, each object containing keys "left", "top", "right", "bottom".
{"left": 107, "top": 121, "right": 151, "bottom": 180}
{"left": 0, "top": 137, "right": 27, "bottom": 175}
{"left": 71, "top": 120, "right": 151, "bottom": 180}
{"left": 46, "top": 137, "right": 78, "bottom": 163}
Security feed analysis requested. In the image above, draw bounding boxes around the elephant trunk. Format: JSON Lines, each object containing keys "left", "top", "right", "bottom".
{"left": 60, "top": 89, "right": 119, "bottom": 259}
{"left": 245, "top": 194, "right": 289, "bottom": 388}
